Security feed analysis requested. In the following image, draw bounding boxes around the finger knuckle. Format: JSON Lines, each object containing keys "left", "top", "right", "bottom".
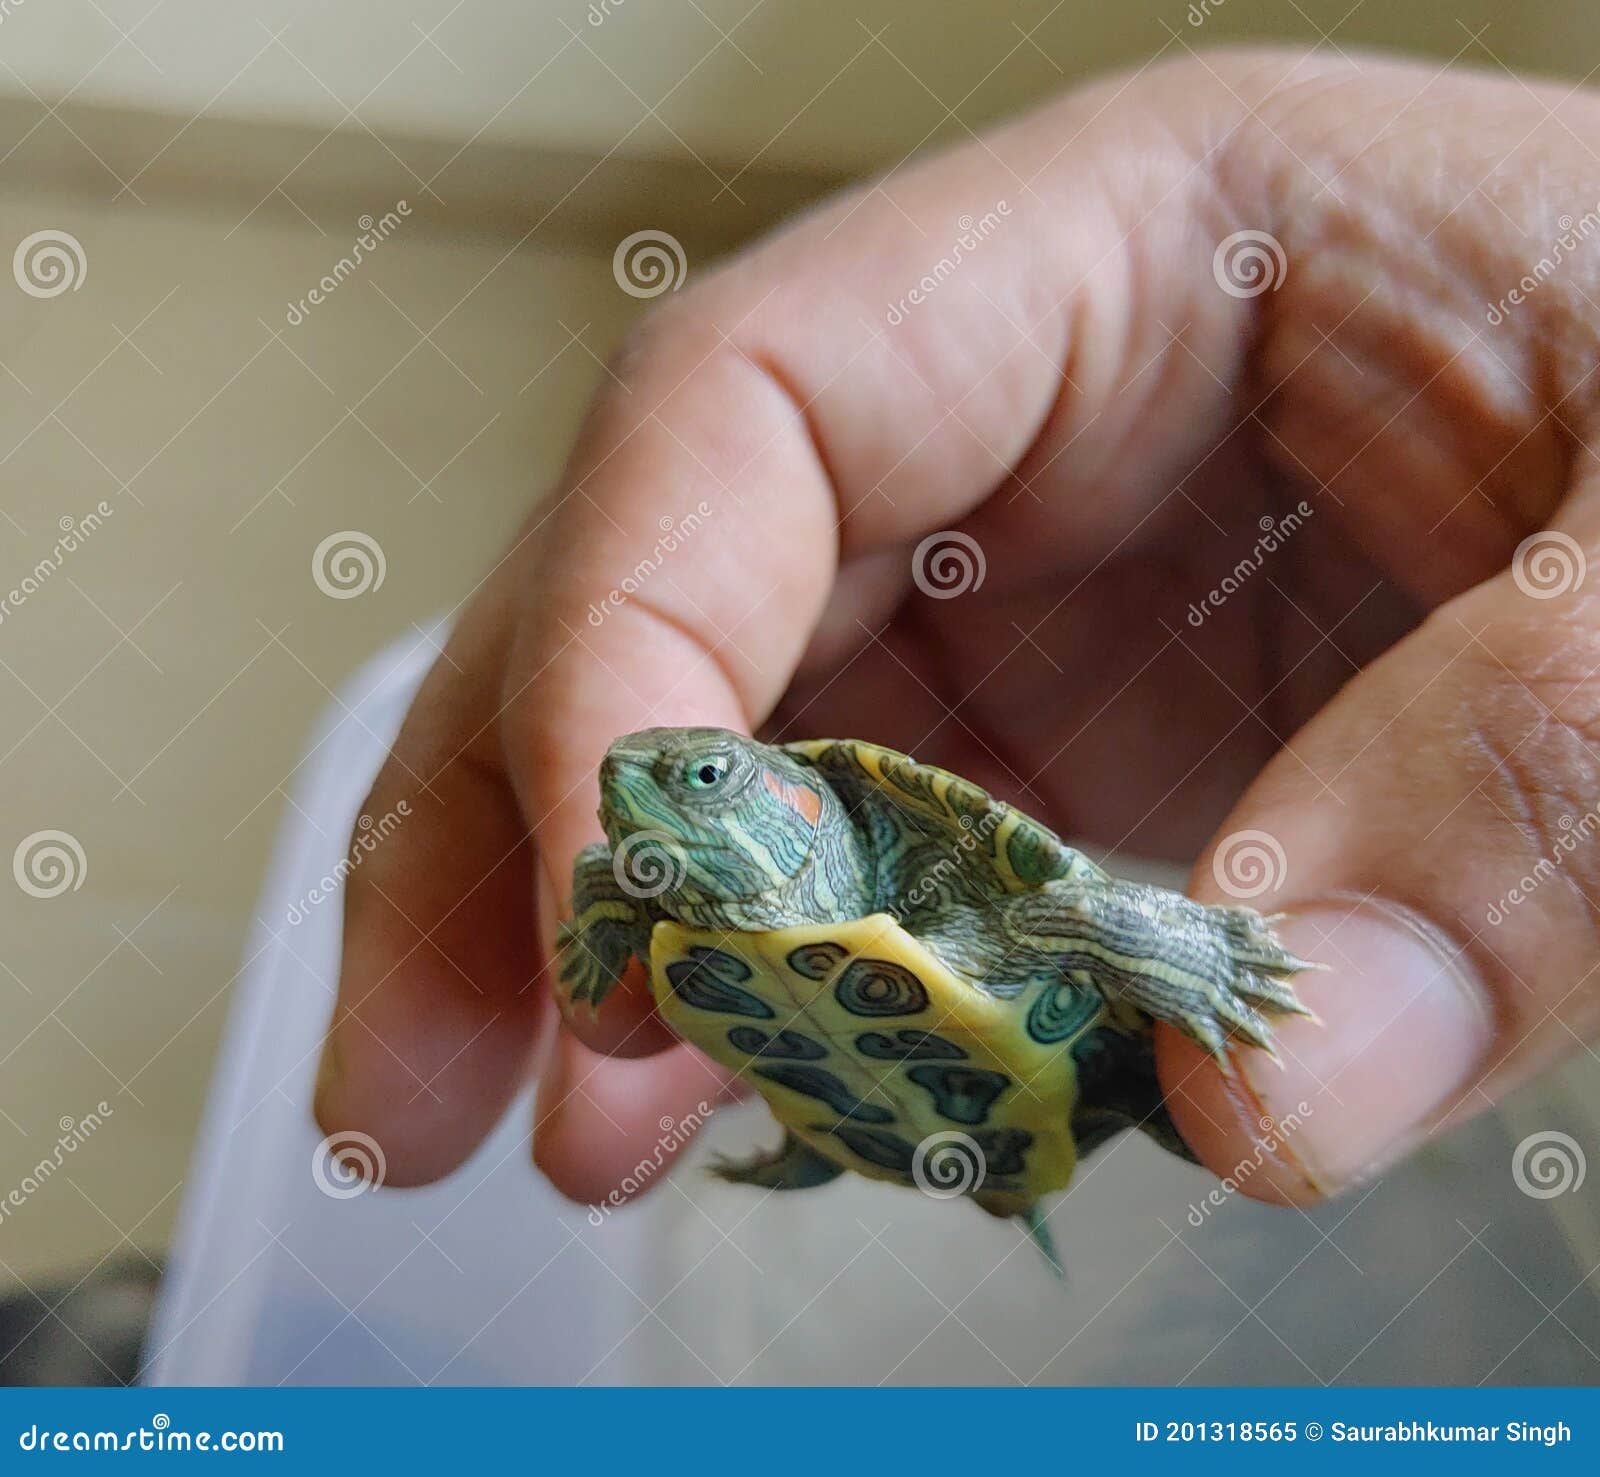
{"left": 1450, "top": 593, "right": 1600, "bottom": 916}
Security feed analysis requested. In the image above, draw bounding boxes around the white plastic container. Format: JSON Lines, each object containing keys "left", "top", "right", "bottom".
{"left": 147, "top": 637, "right": 1600, "bottom": 1385}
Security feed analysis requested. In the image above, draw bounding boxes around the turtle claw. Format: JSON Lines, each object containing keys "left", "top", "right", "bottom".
{"left": 711, "top": 1133, "right": 842, "bottom": 1191}
{"left": 1161, "top": 913, "right": 1317, "bottom": 1070}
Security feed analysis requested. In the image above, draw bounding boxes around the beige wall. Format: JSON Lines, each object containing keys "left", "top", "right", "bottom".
{"left": 1, "top": 0, "right": 1597, "bottom": 172}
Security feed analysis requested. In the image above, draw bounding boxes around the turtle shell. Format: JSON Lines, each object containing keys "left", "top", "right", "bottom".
{"left": 650, "top": 912, "right": 1108, "bottom": 1216}
{"left": 782, "top": 738, "right": 1105, "bottom": 895}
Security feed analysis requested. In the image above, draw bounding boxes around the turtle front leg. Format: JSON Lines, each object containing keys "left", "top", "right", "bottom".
{"left": 558, "top": 842, "right": 655, "bottom": 1015}
{"left": 1002, "top": 879, "right": 1319, "bottom": 1071}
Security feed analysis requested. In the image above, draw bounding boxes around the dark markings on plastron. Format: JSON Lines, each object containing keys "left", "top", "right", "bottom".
{"left": 753, "top": 1064, "right": 894, "bottom": 1124}
{"left": 786, "top": 941, "right": 848, "bottom": 981}
{"left": 663, "top": 947, "right": 773, "bottom": 1020}
{"left": 823, "top": 1123, "right": 918, "bottom": 1176}
{"left": 1026, "top": 982, "right": 1102, "bottom": 1044}
{"left": 854, "top": 1029, "right": 967, "bottom": 1062}
{"left": 833, "top": 958, "right": 929, "bottom": 1017}
{"left": 905, "top": 1064, "right": 1009, "bottom": 1126}
{"left": 726, "top": 1026, "right": 826, "bottom": 1061}
{"left": 972, "top": 1126, "right": 1033, "bottom": 1178}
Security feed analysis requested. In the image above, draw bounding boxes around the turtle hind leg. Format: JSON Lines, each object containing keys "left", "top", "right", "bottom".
{"left": 1005, "top": 880, "right": 1318, "bottom": 1074}
{"left": 711, "top": 1133, "right": 843, "bottom": 1190}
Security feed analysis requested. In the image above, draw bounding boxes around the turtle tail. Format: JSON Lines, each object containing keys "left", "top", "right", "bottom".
{"left": 1021, "top": 1204, "right": 1064, "bottom": 1280}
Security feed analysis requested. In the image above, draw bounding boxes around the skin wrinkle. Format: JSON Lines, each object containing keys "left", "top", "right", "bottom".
{"left": 1231, "top": 74, "right": 1599, "bottom": 553}
{"left": 738, "top": 346, "right": 850, "bottom": 540}
{"left": 623, "top": 590, "right": 756, "bottom": 733}
{"left": 1467, "top": 674, "right": 1600, "bottom": 949}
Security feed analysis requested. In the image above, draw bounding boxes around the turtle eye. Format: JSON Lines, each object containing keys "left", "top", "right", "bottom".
{"left": 684, "top": 754, "right": 730, "bottom": 791}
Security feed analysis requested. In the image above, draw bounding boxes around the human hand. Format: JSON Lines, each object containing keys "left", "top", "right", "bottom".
{"left": 315, "top": 47, "right": 1600, "bottom": 1208}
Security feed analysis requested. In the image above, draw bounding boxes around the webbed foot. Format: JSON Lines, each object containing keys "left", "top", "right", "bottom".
{"left": 1005, "top": 880, "right": 1320, "bottom": 1072}
{"left": 711, "top": 1133, "right": 844, "bottom": 1190}
{"left": 558, "top": 842, "right": 653, "bottom": 1016}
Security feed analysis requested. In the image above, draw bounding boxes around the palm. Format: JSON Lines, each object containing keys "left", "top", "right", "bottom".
{"left": 773, "top": 467, "right": 1423, "bottom": 867}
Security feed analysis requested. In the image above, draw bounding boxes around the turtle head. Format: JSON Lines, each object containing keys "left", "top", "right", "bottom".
{"left": 598, "top": 727, "right": 832, "bottom": 910}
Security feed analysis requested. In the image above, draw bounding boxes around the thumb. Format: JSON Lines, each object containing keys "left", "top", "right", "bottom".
{"left": 1158, "top": 535, "right": 1600, "bottom": 1204}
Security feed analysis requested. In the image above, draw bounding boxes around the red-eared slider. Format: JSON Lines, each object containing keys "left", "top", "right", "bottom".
{"left": 560, "top": 729, "right": 1315, "bottom": 1270}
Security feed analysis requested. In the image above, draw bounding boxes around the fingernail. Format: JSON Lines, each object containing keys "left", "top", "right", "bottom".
{"left": 1239, "top": 899, "right": 1493, "bottom": 1195}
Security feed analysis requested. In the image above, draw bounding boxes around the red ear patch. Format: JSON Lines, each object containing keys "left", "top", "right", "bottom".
{"left": 762, "top": 768, "right": 823, "bottom": 826}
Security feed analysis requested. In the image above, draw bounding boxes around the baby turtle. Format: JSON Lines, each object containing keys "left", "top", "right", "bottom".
{"left": 560, "top": 728, "right": 1315, "bottom": 1270}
